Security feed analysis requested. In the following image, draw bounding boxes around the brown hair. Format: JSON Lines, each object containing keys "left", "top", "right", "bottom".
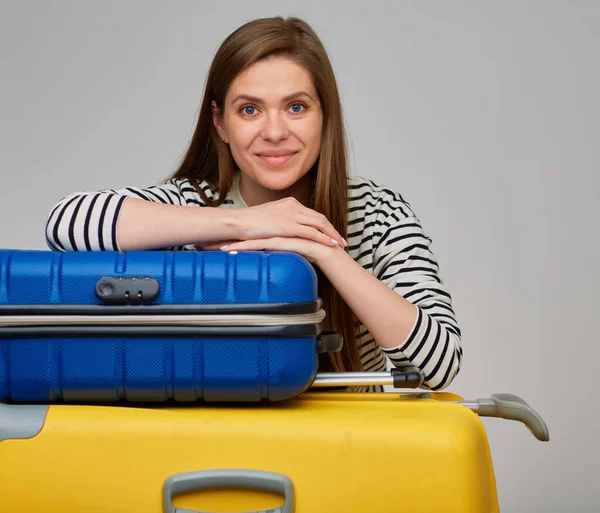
{"left": 169, "top": 16, "right": 362, "bottom": 373}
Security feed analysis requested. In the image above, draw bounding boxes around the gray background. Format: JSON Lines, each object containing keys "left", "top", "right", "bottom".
{"left": 1, "top": 1, "right": 598, "bottom": 511}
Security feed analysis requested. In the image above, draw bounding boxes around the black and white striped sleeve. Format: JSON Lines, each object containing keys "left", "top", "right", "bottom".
{"left": 45, "top": 180, "right": 196, "bottom": 252}
{"left": 372, "top": 195, "right": 463, "bottom": 391}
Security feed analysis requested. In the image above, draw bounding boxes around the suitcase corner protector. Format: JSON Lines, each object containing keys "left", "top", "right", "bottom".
{"left": 0, "top": 403, "right": 49, "bottom": 442}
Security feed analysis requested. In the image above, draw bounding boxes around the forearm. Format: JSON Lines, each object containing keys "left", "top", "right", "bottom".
{"left": 46, "top": 192, "right": 241, "bottom": 252}
{"left": 317, "top": 246, "right": 418, "bottom": 348}
{"left": 117, "top": 198, "right": 240, "bottom": 251}
{"left": 317, "top": 246, "right": 461, "bottom": 390}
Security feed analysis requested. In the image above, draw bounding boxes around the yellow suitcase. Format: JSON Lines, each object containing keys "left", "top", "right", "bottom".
{"left": 0, "top": 376, "right": 548, "bottom": 513}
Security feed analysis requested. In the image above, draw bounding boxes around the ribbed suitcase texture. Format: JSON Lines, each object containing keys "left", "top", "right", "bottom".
{"left": 0, "top": 392, "right": 500, "bottom": 513}
{"left": 0, "top": 249, "right": 327, "bottom": 402}
{"left": 0, "top": 249, "right": 316, "bottom": 305}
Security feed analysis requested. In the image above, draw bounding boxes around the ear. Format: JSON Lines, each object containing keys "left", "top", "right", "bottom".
{"left": 211, "top": 100, "right": 228, "bottom": 144}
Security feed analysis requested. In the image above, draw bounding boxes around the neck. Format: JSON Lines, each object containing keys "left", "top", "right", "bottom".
{"left": 238, "top": 172, "right": 313, "bottom": 207}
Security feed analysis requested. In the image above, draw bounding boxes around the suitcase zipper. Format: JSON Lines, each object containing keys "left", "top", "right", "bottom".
{"left": 0, "top": 310, "right": 326, "bottom": 327}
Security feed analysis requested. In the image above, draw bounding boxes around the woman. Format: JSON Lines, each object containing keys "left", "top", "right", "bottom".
{"left": 45, "top": 16, "right": 462, "bottom": 390}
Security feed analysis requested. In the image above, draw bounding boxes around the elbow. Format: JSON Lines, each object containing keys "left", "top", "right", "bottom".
{"left": 45, "top": 203, "right": 68, "bottom": 252}
{"left": 45, "top": 192, "right": 126, "bottom": 252}
{"left": 44, "top": 194, "right": 81, "bottom": 252}
{"left": 45, "top": 226, "right": 64, "bottom": 252}
{"left": 423, "top": 333, "right": 463, "bottom": 391}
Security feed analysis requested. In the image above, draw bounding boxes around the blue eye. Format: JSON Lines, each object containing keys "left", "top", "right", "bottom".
{"left": 243, "top": 106, "right": 256, "bottom": 116}
{"left": 290, "top": 103, "right": 304, "bottom": 113}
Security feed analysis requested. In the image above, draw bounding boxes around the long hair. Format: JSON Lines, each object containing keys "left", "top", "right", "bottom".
{"left": 170, "top": 17, "right": 362, "bottom": 372}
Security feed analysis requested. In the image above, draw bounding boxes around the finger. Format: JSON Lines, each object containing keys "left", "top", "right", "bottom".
{"left": 222, "top": 238, "right": 278, "bottom": 252}
{"left": 201, "top": 240, "right": 237, "bottom": 251}
{"left": 292, "top": 224, "right": 340, "bottom": 248}
{"left": 221, "top": 237, "right": 326, "bottom": 265}
{"left": 297, "top": 214, "right": 346, "bottom": 247}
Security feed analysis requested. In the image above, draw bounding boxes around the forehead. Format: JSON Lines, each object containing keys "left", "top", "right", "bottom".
{"left": 227, "top": 57, "right": 316, "bottom": 101}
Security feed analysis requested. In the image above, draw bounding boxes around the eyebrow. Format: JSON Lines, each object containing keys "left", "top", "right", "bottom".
{"left": 230, "top": 91, "right": 316, "bottom": 105}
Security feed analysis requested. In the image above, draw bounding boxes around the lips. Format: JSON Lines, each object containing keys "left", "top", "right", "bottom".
{"left": 256, "top": 151, "right": 298, "bottom": 167}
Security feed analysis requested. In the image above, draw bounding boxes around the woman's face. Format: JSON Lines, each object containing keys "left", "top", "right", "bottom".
{"left": 213, "top": 57, "right": 323, "bottom": 204}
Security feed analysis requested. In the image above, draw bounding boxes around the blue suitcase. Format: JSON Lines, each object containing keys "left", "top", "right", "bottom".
{"left": 0, "top": 249, "right": 342, "bottom": 402}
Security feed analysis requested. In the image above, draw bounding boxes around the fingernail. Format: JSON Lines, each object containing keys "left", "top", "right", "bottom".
{"left": 342, "top": 238, "right": 348, "bottom": 247}
{"left": 331, "top": 238, "right": 339, "bottom": 245}
{"left": 220, "top": 245, "right": 229, "bottom": 250}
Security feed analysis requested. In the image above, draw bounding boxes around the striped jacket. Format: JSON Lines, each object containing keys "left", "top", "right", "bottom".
{"left": 46, "top": 172, "right": 462, "bottom": 390}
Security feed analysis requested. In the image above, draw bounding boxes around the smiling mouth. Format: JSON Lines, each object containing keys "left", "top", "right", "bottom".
{"left": 256, "top": 152, "right": 298, "bottom": 167}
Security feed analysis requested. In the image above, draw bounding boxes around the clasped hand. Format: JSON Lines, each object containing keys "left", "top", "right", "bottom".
{"left": 195, "top": 197, "right": 348, "bottom": 265}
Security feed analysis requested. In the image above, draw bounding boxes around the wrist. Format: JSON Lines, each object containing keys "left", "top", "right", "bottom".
{"left": 220, "top": 208, "right": 244, "bottom": 240}
{"left": 195, "top": 207, "right": 244, "bottom": 242}
{"left": 314, "top": 243, "right": 348, "bottom": 269}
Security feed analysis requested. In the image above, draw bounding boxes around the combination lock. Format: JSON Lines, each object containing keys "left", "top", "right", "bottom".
{"left": 95, "top": 276, "right": 160, "bottom": 303}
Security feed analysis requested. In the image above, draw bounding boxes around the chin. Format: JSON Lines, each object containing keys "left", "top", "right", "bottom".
{"left": 254, "top": 170, "right": 305, "bottom": 192}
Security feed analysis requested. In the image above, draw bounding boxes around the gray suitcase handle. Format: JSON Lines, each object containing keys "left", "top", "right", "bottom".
{"left": 163, "top": 469, "right": 294, "bottom": 513}
{"left": 457, "top": 393, "right": 550, "bottom": 442}
{"left": 312, "top": 369, "right": 423, "bottom": 388}
{"left": 312, "top": 370, "right": 549, "bottom": 442}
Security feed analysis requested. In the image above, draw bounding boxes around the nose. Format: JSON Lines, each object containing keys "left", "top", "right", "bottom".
{"left": 260, "top": 110, "right": 289, "bottom": 143}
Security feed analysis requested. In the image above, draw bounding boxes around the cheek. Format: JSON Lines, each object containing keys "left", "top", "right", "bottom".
{"left": 303, "top": 118, "right": 323, "bottom": 152}
{"left": 226, "top": 117, "right": 256, "bottom": 151}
